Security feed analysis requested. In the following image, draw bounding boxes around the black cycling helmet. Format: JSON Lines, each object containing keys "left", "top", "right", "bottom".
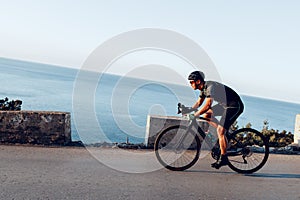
{"left": 188, "top": 71, "right": 205, "bottom": 82}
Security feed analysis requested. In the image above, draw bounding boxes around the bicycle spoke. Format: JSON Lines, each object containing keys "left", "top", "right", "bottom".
{"left": 228, "top": 159, "right": 246, "bottom": 165}
{"left": 227, "top": 128, "right": 269, "bottom": 174}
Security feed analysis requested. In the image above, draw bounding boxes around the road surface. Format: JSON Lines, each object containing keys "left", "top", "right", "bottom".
{"left": 0, "top": 145, "right": 299, "bottom": 200}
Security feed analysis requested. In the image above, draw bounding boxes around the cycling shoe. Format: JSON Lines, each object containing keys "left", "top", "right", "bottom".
{"left": 211, "top": 155, "right": 229, "bottom": 169}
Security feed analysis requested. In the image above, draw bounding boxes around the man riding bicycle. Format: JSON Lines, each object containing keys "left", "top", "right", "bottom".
{"left": 188, "top": 71, "right": 244, "bottom": 169}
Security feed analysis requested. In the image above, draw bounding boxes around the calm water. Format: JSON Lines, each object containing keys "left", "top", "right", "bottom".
{"left": 1, "top": 57, "right": 299, "bottom": 144}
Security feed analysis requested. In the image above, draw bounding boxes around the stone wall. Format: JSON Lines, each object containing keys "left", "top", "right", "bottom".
{"left": 0, "top": 111, "right": 71, "bottom": 145}
{"left": 294, "top": 114, "right": 300, "bottom": 145}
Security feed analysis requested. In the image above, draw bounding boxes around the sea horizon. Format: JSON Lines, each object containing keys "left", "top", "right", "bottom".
{"left": 1, "top": 57, "right": 299, "bottom": 144}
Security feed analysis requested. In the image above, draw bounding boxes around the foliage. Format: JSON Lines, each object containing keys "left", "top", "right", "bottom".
{"left": 0, "top": 97, "right": 22, "bottom": 111}
{"left": 241, "top": 120, "right": 294, "bottom": 147}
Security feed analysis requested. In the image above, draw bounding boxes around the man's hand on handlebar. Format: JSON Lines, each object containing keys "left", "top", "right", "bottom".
{"left": 187, "top": 113, "right": 195, "bottom": 120}
{"left": 177, "top": 103, "right": 197, "bottom": 116}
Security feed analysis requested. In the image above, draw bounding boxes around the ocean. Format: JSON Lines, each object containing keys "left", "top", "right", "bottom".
{"left": 1, "top": 57, "right": 299, "bottom": 144}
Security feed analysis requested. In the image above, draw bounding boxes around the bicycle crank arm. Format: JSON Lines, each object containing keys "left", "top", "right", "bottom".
{"left": 242, "top": 155, "right": 248, "bottom": 164}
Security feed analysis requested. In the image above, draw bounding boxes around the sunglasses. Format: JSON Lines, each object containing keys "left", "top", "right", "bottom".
{"left": 189, "top": 80, "right": 195, "bottom": 84}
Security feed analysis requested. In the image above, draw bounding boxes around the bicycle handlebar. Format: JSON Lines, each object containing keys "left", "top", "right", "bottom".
{"left": 178, "top": 103, "right": 213, "bottom": 123}
{"left": 177, "top": 103, "right": 197, "bottom": 115}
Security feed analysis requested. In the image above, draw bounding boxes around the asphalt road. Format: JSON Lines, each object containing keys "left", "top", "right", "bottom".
{"left": 0, "top": 145, "right": 299, "bottom": 200}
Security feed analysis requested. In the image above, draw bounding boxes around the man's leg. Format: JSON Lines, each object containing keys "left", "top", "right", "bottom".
{"left": 210, "top": 104, "right": 228, "bottom": 153}
{"left": 211, "top": 107, "right": 231, "bottom": 169}
{"left": 217, "top": 125, "right": 227, "bottom": 155}
{"left": 211, "top": 102, "right": 244, "bottom": 169}
{"left": 211, "top": 125, "right": 229, "bottom": 169}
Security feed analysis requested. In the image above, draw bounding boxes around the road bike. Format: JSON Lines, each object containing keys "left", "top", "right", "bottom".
{"left": 154, "top": 103, "right": 269, "bottom": 174}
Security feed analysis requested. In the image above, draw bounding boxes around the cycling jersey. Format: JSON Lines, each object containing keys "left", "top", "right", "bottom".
{"left": 200, "top": 81, "right": 242, "bottom": 107}
{"left": 199, "top": 81, "right": 244, "bottom": 129}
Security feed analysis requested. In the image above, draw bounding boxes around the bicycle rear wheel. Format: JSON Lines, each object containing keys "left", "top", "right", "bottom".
{"left": 154, "top": 125, "right": 201, "bottom": 171}
{"left": 227, "top": 128, "right": 269, "bottom": 174}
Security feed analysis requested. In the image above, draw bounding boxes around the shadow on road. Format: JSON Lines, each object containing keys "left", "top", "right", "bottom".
{"left": 183, "top": 169, "right": 300, "bottom": 179}
{"left": 245, "top": 173, "right": 300, "bottom": 179}
{"left": 185, "top": 169, "right": 236, "bottom": 175}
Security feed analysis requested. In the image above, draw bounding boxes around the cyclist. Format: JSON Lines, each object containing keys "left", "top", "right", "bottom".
{"left": 188, "top": 71, "right": 244, "bottom": 169}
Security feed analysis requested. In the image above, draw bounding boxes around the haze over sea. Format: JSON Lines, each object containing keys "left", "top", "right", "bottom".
{"left": 1, "top": 57, "right": 299, "bottom": 144}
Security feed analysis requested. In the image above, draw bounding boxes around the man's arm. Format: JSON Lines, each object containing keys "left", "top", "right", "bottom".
{"left": 192, "top": 97, "right": 205, "bottom": 109}
{"left": 194, "top": 97, "right": 213, "bottom": 117}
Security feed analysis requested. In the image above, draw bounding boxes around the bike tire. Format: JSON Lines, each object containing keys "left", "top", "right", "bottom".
{"left": 154, "top": 125, "right": 201, "bottom": 171}
{"left": 227, "top": 128, "right": 269, "bottom": 174}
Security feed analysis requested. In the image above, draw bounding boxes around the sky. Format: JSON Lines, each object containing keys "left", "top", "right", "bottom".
{"left": 0, "top": 1, "right": 300, "bottom": 103}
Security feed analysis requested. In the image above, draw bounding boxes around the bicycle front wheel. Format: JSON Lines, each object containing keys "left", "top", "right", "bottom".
{"left": 154, "top": 125, "right": 200, "bottom": 171}
{"left": 227, "top": 128, "right": 269, "bottom": 174}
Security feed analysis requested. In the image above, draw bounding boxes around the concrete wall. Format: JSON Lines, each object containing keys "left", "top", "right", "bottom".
{"left": 145, "top": 115, "right": 183, "bottom": 148}
{"left": 145, "top": 115, "right": 209, "bottom": 148}
{"left": 294, "top": 114, "right": 300, "bottom": 145}
{"left": 0, "top": 111, "right": 71, "bottom": 145}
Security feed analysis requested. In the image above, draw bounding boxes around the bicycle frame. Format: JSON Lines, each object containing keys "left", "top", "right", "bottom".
{"left": 175, "top": 117, "right": 213, "bottom": 149}
{"left": 173, "top": 118, "right": 205, "bottom": 151}
{"left": 180, "top": 116, "right": 247, "bottom": 157}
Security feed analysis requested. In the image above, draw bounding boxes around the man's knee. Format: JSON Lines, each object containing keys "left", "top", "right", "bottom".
{"left": 203, "top": 109, "right": 213, "bottom": 119}
{"left": 202, "top": 113, "right": 212, "bottom": 119}
{"left": 217, "top": 126, "right": 226, "bottom": 136}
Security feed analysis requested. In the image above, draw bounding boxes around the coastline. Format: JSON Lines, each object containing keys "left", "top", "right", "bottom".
{"left": 0, "top": 141, "right": 299, "bottom": 155}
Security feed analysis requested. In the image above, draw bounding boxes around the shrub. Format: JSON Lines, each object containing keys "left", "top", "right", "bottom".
{"left": 0, "top": 97, "right": 22, "bottom": 111}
